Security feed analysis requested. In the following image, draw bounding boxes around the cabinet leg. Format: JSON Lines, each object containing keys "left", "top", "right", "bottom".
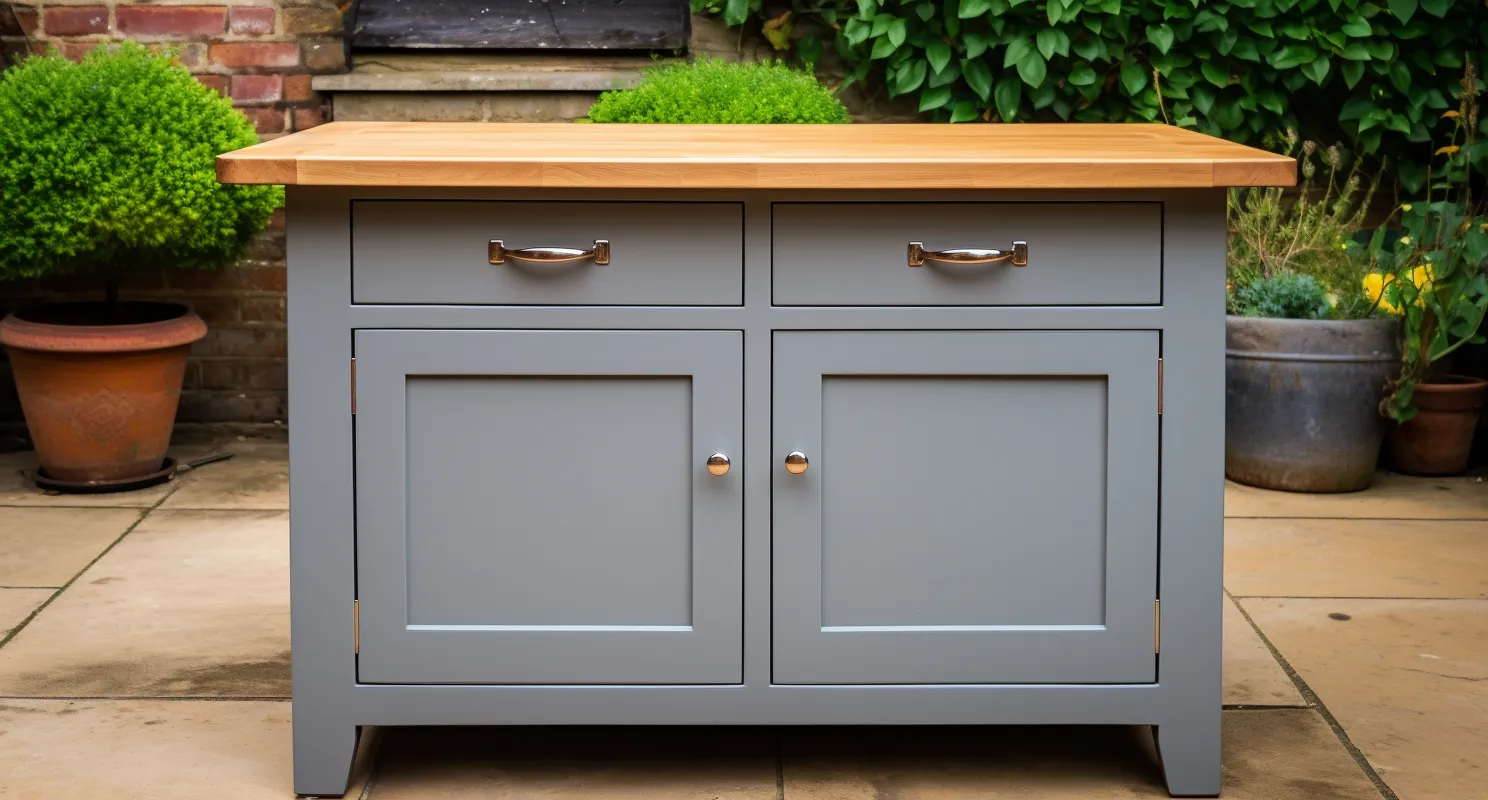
{"left": 1154, "top": 718, "right": 1220, "bottom": 798}
{"left": 294, "top": 717, "right": 361, "bottom": 797}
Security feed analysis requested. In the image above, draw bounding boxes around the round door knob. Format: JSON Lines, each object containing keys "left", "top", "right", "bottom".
{"left": 706, "top": 453, "right": 731, "bottom": 476}
{"left": 784, "top": 451, "right": 809, "bottom": 475}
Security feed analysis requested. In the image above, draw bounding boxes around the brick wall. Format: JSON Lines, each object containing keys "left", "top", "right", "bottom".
{"left": 0, "top": 0, "right": 347, "bottom": 427}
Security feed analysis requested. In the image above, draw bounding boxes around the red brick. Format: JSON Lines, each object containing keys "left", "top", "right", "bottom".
{"left": 195, "top": 73, "right": 229, "bottom": 96}
{"left": 282, "top": 5, "right": 339, "bottom": 35}
{"left": 15, "top": 6, "right": 39, "bottom": 36}
{"left": 283, "top": 73, "right": 314, "bottom": 101}
{"left": 266, "top": 208, "right": 287, "bottom": 231}
{"left": 43, "top": 6, "right": 109, "bottom": 36}
{"left": 300, "top": 39, "right": 343, "bottom": 71}
{"left": 195, "top": 328, "right": 287, "bottom": 358}
{"left": 228, "top": 6, "right": 275, "bottom": 35}
{"left": 116, "top": 5, "right": 225, "bottom": 37}
{"left": 0, "top": 6, "right": 23, "bottom": 36}
{"left": 291, "top": 105, "right": 326, "bottom": 131}
{"left": 243, "top": 106, "right": 286, "bottom": 134}
{"left": 41, "top": 40, "right": 99, "bottom": 61}
{"left": 240, "top": 296, "right": 286, "bottom": 324}
{"left": 231, "top": 73, "right": 282, "bottom": 103}
{"left": 210, "top": 41, "right": 298, "bottom": 69}
{"left": 184, "top": 296, "right": 240, "bottom": 326}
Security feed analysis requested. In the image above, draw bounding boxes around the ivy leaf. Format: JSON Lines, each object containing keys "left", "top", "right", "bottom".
{"left": 855, "top": 0, "right": 877, "bottom": 19}
{"left": 1388, "top": 0, "right": 1417, "bottom": 22}
{"left": 1121, "top": 57, "right": 1148, "bottom": 95}
{"left": 957, "top": 0, "right": 992, "bottom": 19}
{"left": 1389, "top": 60, "right": 1411, "bottom": 93}
{"left": 1200, "top": 59, "right": 1231, "bottom": 87}
{"left": 1300, "top": 55, "right": 1331, "bottom": 85}
{"left": 870, "top": 35, "right": 897, "bottom": 59}
{"left": 1036, "top": 28, "right": 1070, "bottom": 59}
{"left": 1190, "top": 83, "right": 1216, "bottom": 115}
{"left": 1017, "top": 49, "right": 1047, "bottom": 88}
{"left": 892, "top": 58, "right": 927, "bottom": 95}
{"left": 1067, "top": 61, "right": 1098, "bottom": 86}
{"left": 914, "top": 2, "right": 934, "bottom": 21}
{"left": 870, "top": 14, "right": 893, "bottom": 37}
{"left": 843, "top": 18, "right": 870, "bottom": 46}
{"left": 1419, "top": 0, "right": 1450, "bottom": 14}
{"left": 1071, "top": 35, "right": 1106, "bottom": 61}
{"left": 1340, "top": 59, "right": 1366, "bottom": 87}
{"left": 1340, "top": 15, "right": 1371, "bottom": 36}
{"left": 994, "top": 74, "right": 1022, "bottom": 122}
{"left": 1340, "top": 42, "right": 1370, "bottom": 60}
{"left": 919, "top": 85, "right": 953, "bottom": 111}
{"left": 1267, "top": 44, "right": 1317, "bottom": 70}
{"left": 949, "top": 100, "right": 980, "bottom": 122}
{"left": 1003, "top": 36, "right": 1034, "bottom": 70}
{"left": 1146, "top": 23, "right": 1175, "bottom": 54}
{"left": 887, "top": 18, "right": 908, "bottom": 48}
{"left": 1256, "top": 89, "right": 1284, "bottom": 114}
{"left": 796, "top": 35, "right": 824, "bottom": 67}
{"left": 1245, "top": 19, "right": 1274, "bottom": 36}
{"left": 928, "top": 58, "right": 962, "bottom": 87}
{"left": 925, "top": 40, "right": 952, "bottom": 74}
{"left": 724, "top": 0, "right": 750, "bottom": 27}
{"left": 962, "top": 31, "right": 988, "bottom": 58}
{"left": 963, "top": 57, "right": 993, "bottom": 100}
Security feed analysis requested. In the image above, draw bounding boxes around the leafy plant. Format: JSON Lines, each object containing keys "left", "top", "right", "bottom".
{"left": 1231, "top": 273, "right": 1334, "bottom": 319}
{"left": 586, "top": 59, "right": 850, "bottom": 123}
{"left": 1226, "top": 133, "right": 1382, "bottom": 319}
{"left": 701, "top": 0, "right": 1486, "bottom": 190}
{"left": 0, "top": 43, "right": 281, "bottom": 291}
{"left": 1357, "top": 61, "right": 1488, "bottom": 421}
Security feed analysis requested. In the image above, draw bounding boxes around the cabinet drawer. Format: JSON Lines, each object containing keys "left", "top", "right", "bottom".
{"left": 352, "top": 201, "right": 743, "bottom": 305}
{"left": 772, "top": 202, "right": 1161, "bottom": 306}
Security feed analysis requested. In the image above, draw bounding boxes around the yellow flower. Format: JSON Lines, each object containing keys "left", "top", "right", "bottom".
{"left": 1363, "top": 273, "right": 1402, "bottom": 314}
{"left": 1399, "top": 235, "right": 1412, "bottom": 245}
{"left": 1402, "top": 203, "right": 1413, "bottom": 212}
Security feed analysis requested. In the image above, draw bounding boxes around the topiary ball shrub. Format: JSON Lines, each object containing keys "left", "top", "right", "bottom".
{"left": 1231, "top": 274, "right": 1333, "bottom": 320}
{"left": 587, "top": 59, "right": 850, "bottom": 124}
{"left": 0, "top": 43, "right": 282, "bottom": 282}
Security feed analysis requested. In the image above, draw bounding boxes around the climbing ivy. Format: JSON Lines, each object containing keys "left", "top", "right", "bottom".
{"left": 703, "top": 0, "right": 1488, "bottom": 191}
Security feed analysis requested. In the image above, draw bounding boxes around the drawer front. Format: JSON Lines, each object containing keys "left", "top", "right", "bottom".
{"left": 354, "top": 330, "right": 743, "bottom": 685}
{"left": 772, "top": 331, "right": 1159, "bottom": 684}
{"left": 352, "top": 201, "right": 743, "bottom": 305}
{"left": 772, "top": 202, "right": 1161, "bottom": 306}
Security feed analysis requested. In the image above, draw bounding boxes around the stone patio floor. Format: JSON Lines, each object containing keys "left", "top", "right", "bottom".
{"left": 0, "top": 433, "right": 1484, "bottom": 799}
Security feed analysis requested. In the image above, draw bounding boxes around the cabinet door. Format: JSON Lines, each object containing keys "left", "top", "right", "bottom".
{"left": 355, "top": 330, "right": 742, "bottom": 684}
{"left": 773, "top": 331, "right": 1159, "bottom": 684}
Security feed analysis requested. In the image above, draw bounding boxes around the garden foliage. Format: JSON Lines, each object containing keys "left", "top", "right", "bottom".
{"left": 703, "top": 0, "right": 1486, "bottom": 189}
{"left": 0, "top": 43, "right": 282, "bottom": 281}
{"left": 586, "top": 59, "right": 851, "bottom": 123}
{"left": 1230, "top": 273, "right": 1333, "bottom": 319}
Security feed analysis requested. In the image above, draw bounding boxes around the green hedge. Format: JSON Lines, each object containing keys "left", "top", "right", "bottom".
{"left": 587, "top": 59, "right": 850, "bottom": 123}
{"left": 706, "top": 0, "right": 1487, "bottom": 190}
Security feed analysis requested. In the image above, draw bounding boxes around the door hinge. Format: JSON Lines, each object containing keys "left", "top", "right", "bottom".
{"left": 1154, "top": 599, "right": 1161, "bottom": 654}
{"left": 350, "top": 357, "right": 357, "bottom": 415}
{"left": 353, "top": 599, "right": 360, "bottom": 654}
{"left": 1157, "top": 357, "right": 1164, "bottom": 416}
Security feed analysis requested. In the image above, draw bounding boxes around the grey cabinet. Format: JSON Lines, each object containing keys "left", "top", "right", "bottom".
{"left": 353, "top": 329, "right": 743, "bottom": 684}
{"left": 772, "top": 331, "right": 1159, "bottom": 684}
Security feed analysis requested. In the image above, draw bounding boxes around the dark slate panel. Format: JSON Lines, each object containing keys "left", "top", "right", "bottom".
{"left": 350, "top": 0, "right": 690, "bottom": 51}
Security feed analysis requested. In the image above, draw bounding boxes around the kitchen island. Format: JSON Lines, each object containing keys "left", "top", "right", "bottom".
{"left": 217, "top": 122, "right": 1294, "bottom": 797}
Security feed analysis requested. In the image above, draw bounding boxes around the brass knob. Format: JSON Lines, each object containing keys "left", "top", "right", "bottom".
{"left": 784, "top": 451, "right": 809, "bottom": 475}
{"left": 706, "top": 453, "right": 731, "bottom": 476}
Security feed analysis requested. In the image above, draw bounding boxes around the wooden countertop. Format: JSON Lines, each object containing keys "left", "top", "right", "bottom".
{"left": 216, "top": 121, "right": 1295, "bottom": 189}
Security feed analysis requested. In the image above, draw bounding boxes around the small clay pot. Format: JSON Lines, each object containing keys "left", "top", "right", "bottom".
{"left": 0, "top": 302, "right": 206, "bottom": 483}
{"left": 1383, "top": 375, "right": 1488, "bottom": 476}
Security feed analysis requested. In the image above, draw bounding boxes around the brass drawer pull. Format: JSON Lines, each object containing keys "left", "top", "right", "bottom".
{"left": 489, "top": 239, "right": 610, "bottom": 266}
{"left": 908, "top": 241, "right": 1027, "bottom": 268}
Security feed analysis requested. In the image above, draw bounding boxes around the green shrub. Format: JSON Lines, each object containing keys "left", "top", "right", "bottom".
{"left": 703, "top": 0, "right": 1485, "bottom": 190}
{"left": 587, "top": 59, "right": 850, "bottom": 123}
{"left": 0, "top": 43, "right": 282, "bottom": 282}
{"left": 1231, "top": 274, "right": 1333, "bottom": 320}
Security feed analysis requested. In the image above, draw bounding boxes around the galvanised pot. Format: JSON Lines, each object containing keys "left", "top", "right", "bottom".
{"left": 0, "top": 302, "right": 206, "bottom": 484}
{"left": 1225, "top": 316, "right": 1400, "bottom": 493}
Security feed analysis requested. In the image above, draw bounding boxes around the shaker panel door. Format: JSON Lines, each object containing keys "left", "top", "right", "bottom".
{"left": 355, "top": 330, "right": 743, "bottom": 684}
{"left": 773, "top": 331, "right": 1159, "bottom": 684}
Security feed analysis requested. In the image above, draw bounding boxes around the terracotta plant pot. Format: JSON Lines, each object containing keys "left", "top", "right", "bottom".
{"left": 1383, "top": 375, "right": 1488, "bottom": 476}
{"left": 0, "top": 302, "right": 206, "bottom": 483}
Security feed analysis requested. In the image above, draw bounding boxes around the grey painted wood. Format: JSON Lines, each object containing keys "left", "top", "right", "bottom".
{"left": 355, "top": 330, "right": 743, "bottom": 685}
{"left": 772, "top": 203, "right": 1161, "bottom": 306}
{"left": 772, "top": 331, "right": 1159, "bottom": 685}
{"left": 282, "top": 185, "right": 1225, "bottom": 798}
{"left": 352, "top": 201, "right": 743, "bottom": 306}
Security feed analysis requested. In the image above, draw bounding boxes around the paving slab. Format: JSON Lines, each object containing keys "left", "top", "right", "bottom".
{"left": 1241, "top": 597, "right": 1488, "bottom": 800}
{"left": 1223, "top": 595, "right": 1305, "bottom": 707}
{"left": 0, "top": 506, "right": 141, "bottom": 587}
{"left": 1226, "top": 518, "right": 1488, "bottom": 599}
{"left": 0, "top": 698, "right": 374, "bottom": 799}
{"left": 0, "top": 451, "right": 175, "bottom": 507}
{"left": 159, "top": 441, "right": 288, "bottom": 511}
{"left": 1225, "top": 473, "right": 1488, "bottom": 519}
{"left": 0, "top": 588, "right": 53, "bottom": 638}
{"left": 0, "top": 509, "right": 289, "bottom": 697}
{"left": 778, "top": 710, "right": 1378, "bottom": 799}
{"left": 367, "top": 726, "right": 778, "bottom": 799}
